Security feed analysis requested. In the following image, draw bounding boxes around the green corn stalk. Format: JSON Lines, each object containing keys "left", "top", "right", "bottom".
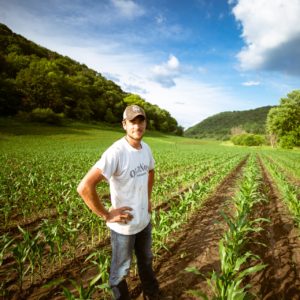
{"left": 261, "top": 155, "right": 300, "bottom": 227}
{"left": 0, "top": 233, "right": 14, "bottom": 266}
{"left": 84, "top": 249, "right": 110, "bottom": 286}
{"left": 12, "top": 237, "right": 31, "bottom": 291}
{"left": 62, "top": 279, "right": 95, "bottom": 300}
{"left": 187, "top": 155, "right": 268, "bottom": 299}
{"left": 18, "top": 226, "right": 45, "bottom": 283}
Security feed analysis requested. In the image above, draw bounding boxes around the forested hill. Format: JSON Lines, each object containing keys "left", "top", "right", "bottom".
{"left": 184, "top": 106, "right": 273, "bottom": 140}
{"left": 0, "top": 23, "right": 183, "bottom": 135}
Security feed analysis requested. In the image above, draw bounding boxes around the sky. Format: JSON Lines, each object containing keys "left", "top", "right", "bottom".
{"left": 1, "top": 0, "right": 300, "bottom": 129}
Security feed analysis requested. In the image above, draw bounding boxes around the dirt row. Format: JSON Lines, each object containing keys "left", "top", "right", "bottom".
{"left": 3, "top": 153, "right": 300, "bottom": 299}
{"left": 1, "top": 161, "right": 201, "bottom": 233}
{"left": 1, "top": 168, "right": 217, "bottom": 297}
{"left": 0, "top": 159, "right": 234, "bottom": 300}
{"left": 1, "top": 161, "right": 208, "bottom": 236}
{"left": 132, "top": 156, "right": 248, "bottom": 299}
{"left": 245, "top": 158, "right": 300, "bottom": 299}
{"left": 131, "top": 155, "right": 300, "bottom": 299}
{"left": 262, "top": 155, "right": 300, "bottom": 188}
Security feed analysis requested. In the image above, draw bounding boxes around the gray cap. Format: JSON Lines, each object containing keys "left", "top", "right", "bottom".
{"left": 123, "top": 105, "right": 146, "bottom": 120}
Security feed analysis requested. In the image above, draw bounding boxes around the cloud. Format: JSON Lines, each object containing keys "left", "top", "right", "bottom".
{"left": 151, "top": 55, "right": 181, "bottom": 88}
{"left": 242, "top": 81, "right": 260, "bottom": 86}
{"left": 231, "top": 0, "right": 300, "bottom": 76}
{"left": 103, "top": 72, "right": 121, "bottom": 82}
{"left": 155, "top": 14, "right": 166, "bottom": 25}
{"left": 123, "top": 84, "right": 148, "bottom": 94}
{"left": 137, "top": 75, "right": 250, "bottom": 129}
{"left": 110, "top": 0, "right": 145, "bottom": 19}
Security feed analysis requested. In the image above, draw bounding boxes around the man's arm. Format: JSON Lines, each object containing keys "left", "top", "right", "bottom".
{"left": 148, "top": 169, "right": 155, "bottom": 213}
{"left": 77, "top": 167, "right": 133, "bottom": 223}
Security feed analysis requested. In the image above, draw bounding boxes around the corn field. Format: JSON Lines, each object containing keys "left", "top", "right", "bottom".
{"left": 1, "top": 122, "right": 300, "bottom": 299}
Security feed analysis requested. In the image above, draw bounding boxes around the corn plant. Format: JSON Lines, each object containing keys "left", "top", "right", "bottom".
{"left": 62, "top": 248, "right": 112, "bottom": 300}
{"left": 0, "top": 233, "right": 14, "bottom": 266}
{"left": 62, "top": 279, "right": 96, "bottom": 300}
{"left": 84, "top": 249, "right": 111, "bottom": 287}
{"left": 1, "top": 123, "right": 253, "bottom": 298}
{"left": 188, "top": 155, "right": 268, "bottom": 299}
{"left": 12, "top": 233, "right": 31, "bottom": 292}
{"left": 261, "top": 154, "right": 300, "bottom": 227}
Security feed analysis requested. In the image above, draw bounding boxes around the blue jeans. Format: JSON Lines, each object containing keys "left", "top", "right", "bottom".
{"left": 109, "top": 222, "right": 159, "bottom": 298}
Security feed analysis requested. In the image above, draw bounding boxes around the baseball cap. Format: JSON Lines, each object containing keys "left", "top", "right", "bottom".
{"left": 123, "top": 105, "right": 146, "bottom": 121}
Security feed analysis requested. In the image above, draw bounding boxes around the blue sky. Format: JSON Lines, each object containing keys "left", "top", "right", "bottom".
{"left": 1, "top": 0, "right": 300, "bottom": 129}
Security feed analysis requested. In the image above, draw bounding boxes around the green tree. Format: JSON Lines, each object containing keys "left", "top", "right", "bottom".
{"left": 0, "top": 76, "right": 22, "bottom": 115}
{"left": 5, "top": 53, "right": 31, "bottom": 77}
{"left": 104, "top": 108, "right": 118, "bottom": 123}
{"left": 266, "top": 90, "right": 300, "bottom": 148}
{"left": 0, "top": 23, "right": 182, "bottom": 134}
{"left": 124, "top": 94, "right": 144, "bottom": 107}
{"left": 15, "top": 59, "right": 64, "bottom": 111}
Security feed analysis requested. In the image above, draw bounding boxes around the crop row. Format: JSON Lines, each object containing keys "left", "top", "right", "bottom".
{"left": 260, "top": 154, "right": 300, "bottom": 227}
{"left": 260, "top": 150, "right": 300, "bottom": 180}
{"left": 0, "top": 146, "right": 237, "bottom": 226}
{"left": 188, "top": 155, "right": 268, "bottom": 299}
{"left": 0, "top": 151, "right": 246, "bottom": 298}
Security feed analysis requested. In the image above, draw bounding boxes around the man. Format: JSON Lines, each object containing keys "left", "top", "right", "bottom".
{"left": 77, "top": 105, "right": 159, "bottom": 300}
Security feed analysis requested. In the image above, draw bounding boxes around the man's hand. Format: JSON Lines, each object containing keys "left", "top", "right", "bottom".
{"left": 106, "top": 206, "right": 133, "bottom": 224}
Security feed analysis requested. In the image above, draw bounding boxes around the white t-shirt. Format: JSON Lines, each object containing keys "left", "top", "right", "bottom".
{"left": 94, "top": 137, "right": 155, "bottom": 235}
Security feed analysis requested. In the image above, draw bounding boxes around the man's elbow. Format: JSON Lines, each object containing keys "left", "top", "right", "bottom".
{"left": 77, "top": 168, "right": 102, "bottom": 197}
{"left": 77, "top": 181, "right": 86, "bottom": 197}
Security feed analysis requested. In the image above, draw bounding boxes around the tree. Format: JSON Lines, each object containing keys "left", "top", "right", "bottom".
{"left": 104, "top": 108, "right": 117, "bottom": 123}
{"left": 0, "top": 23, "right": 183, "bottom": 134}
{"left": 266, "top": 90, "right": 300, "bottom": 148}
{"left": 15, "top": 59, "right": 64, "bottom": 111}
{"left": 0, "top": 76, "right": 22, "bottom": 115}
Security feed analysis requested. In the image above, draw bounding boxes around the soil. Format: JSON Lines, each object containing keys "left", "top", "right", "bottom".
{"left": 3, "top": 154, "right": 300, "bottom": 300}
{"left": 243, "top": 158, "right": 300, "bottom": 300}
{"left": 132, "top": 156, "right": 248, "bottom": 299}
{"left": 131, "top": 155, "right": 300, "bottom": 300}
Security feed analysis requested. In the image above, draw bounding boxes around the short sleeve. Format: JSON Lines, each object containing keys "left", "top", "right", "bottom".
{"left": 94, "top": 147, "right": 118, "bottom": 180}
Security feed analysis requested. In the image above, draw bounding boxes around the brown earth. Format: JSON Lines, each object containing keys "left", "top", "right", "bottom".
{"left": 131, "top": 155, "right": 300, "bottom": 300}
{"left": 0, "top": 163, "right": 225, "bottom": 299}
{"left": 131, "top": 156, "right": 248, "bottom": 299}
{"left": 8, "top": 158, "right": 246, "bottom": 300}
{"left": 244, "top": 158, "right": 300, "bottom": 300}
{"left": 3, "top": 154, "right": 300, "bottom": 300}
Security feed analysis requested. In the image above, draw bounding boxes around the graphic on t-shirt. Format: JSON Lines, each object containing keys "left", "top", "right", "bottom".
{"left": 129, "top": 163, "right": 149, "bottom": 178}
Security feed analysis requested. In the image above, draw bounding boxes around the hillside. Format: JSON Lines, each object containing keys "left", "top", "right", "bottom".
{"left": 0, "top": 23, "right": 183, "bottom": 135}
{"left": 184, "top": 106, "right": 273, "bottom": 140}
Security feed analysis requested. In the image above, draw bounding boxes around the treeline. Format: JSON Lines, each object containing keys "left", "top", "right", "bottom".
{"left": 266, "top": 90, "right": 300, "bottom": 148}
{"left": 230, "top": 90, "right": 300, "bottom": 148}
{"left": 184, "top": 106, "right": 273, "bottom": 140}
{"left": 0, "top": 24, "right": 183, "bottom": 135}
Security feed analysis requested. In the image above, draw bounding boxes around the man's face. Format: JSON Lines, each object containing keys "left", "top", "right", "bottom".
{"left": 122, "top": 115, "right": 146, "bottom": 141}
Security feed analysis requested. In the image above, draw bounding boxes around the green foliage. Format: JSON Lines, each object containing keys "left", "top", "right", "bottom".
{"left": 231, "top": 133, "right": 265, "bottom": 146}
{"left": 279, "top": 134, "right": 295, "bottom": 149}
{"left": 0, "top": 23, "right": 182, "bottom": 135}
{"left": 266, "top": 90, "right": 300, "bottom": 148}
{"left": 185, "top": 106, "right": 272, "bottom": 140}
{"left": 0, "top": 76, "right": 22, "bottom": 115}
{"left": 28, "top": 108, "right": 64, "bottom": 125}
{"left": 261, "top": 153, "right": 300, "bottom": 227}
